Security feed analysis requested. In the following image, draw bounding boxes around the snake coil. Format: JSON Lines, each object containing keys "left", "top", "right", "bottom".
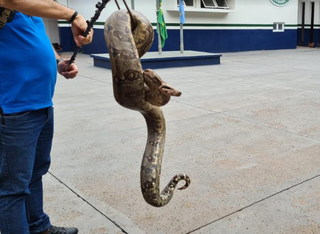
{"left": 104, "top": 9, "right": 190, "bottom": 207}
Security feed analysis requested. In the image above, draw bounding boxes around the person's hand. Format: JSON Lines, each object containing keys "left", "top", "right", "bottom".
{"left": 57, "top": 59, "right": 78, "bottom": 79}
{"left": 71, "top": 13, "right": 94, "bottom": 46}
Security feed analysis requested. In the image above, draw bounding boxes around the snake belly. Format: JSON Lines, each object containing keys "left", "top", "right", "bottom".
{"left": 104, "top": 9, "right": 190, "bottom": 207}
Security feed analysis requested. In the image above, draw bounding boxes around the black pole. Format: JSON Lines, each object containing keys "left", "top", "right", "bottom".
{"left": 65, "top": 0, "right": 110, "bottom": 70}
{"left": 300, "top": 2, "right": 305, "bottom": 46}
{"left": 309, "top": 2, "right": 315, "bottom": 46}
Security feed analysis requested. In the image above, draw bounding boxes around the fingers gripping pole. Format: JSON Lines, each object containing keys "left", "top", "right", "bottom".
{"left": 65, "top": 0, "right": 111, "bottom": 71}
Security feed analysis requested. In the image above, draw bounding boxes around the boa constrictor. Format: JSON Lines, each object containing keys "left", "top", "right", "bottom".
{"left": 104, "top": 9, "right": 190, "bottom": 207}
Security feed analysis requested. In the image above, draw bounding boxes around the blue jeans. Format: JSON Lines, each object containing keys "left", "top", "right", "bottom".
{"left": 0, "top": 107, "right": 53, "bottom": 234}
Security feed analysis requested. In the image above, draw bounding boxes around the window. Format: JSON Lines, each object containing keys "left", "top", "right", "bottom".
{"left": 273, "top": 24, "right": 277, "bottom": 30}
{"left": 177, "top": 0, "right": 195, "bottom": 7}
{"left": 172, "top": 0, "right": 235, "bottom": 11}
{"left": 216, "top": 0, "right": 228, "bottom": 8}
{"left": 202, "top": 0, "right": 215, "bottom": 7}
{"left": 273, "top": 22, "right": 285, "bottom": 32}
{"left": 201, "top": 0, "right": 229, "bottom": 9}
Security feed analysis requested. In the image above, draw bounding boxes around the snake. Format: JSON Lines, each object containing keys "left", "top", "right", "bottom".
{"left": 104, "top": 9, "right": 190, "bottom": 207}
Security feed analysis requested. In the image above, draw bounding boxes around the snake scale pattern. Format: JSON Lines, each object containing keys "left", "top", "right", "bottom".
{"left": 104, "top": 9, "right": 190, "bottom": 207}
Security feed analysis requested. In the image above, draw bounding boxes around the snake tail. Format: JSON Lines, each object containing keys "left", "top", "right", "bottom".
{"left": 140, "top": 105, "right": 190, "bottom": 207}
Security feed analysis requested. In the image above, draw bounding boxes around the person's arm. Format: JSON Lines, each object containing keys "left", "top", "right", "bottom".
{"left": 54, "top": 46, "right": 78, "bottom": 79}
{"left": 0, "top": 0, "right": 74, "bottom": 22}
{"left": 0, "top": 0, "right": 93, "bottom": 46}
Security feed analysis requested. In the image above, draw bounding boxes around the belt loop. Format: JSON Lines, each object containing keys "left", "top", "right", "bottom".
{"left": 45, "top": 107, "right": 51, "bottom": 123}
{"left": 0, "top": 107, "right": 5, "bottom": 126}
{"left": 0, "top": 8, "right": 12, "bottom": 29}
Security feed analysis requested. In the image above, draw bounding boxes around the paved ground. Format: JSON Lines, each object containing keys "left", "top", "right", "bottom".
{"left": 45, "top": 47, "right": 320, "bottom": 234}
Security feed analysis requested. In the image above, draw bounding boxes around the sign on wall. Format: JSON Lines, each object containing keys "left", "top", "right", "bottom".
{"left": 270, "top": 0, "right": 290, "bottom": 6}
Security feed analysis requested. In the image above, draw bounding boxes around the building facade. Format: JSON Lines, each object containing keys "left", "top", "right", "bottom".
{"left": 48, "top": 0, "right": 319, "bottom": 54}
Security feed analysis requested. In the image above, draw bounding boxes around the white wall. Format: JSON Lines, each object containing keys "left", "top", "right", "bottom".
{"left": 43, "top": 18, "right": 60, "bottom": 43}
{"left": 57, "top": 0, "right": 299, "bottom": 29}
{"left": 57, "top": 0, "right": 127, "bottom": 25}
{"left": 162, "top": 0, "right": 299, "bottom": 26}
{"left": 229, "top": 0, "right": 298, "bottom": 24}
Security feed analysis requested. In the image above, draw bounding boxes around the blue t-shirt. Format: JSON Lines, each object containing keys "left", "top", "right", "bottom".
{"left": 0, "top": 11, "right": 57, "bottom": 114}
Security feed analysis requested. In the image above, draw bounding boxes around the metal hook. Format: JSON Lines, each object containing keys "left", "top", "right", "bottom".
{"left": 114, "top": 0, "right": 121, "bottom": 10}
{"left": 122, "top": 0, "right": 136, "bottom": 30}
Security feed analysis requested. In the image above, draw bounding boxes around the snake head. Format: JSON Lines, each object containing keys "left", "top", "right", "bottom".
{"left": 143, "top": 69, "right": 182, "bottom": 97}
{"left": 159, "top": 85, "right": 182, "bottom": 97}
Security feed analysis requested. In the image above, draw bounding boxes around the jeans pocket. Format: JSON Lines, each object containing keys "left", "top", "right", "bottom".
{"left": 4, "top": 111, "right": 30, "bottom": 118}
{"left": 1, "top": 111, "right": 31, "bottom": 127}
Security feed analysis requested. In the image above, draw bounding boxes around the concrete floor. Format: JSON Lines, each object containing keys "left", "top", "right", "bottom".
{"left": 45, "top": 47, "right": 320, "bottom": 234}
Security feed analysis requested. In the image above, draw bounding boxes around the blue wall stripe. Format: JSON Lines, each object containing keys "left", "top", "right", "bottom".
{"left": 59, "top": 27, "right": 299, "bottom": 54}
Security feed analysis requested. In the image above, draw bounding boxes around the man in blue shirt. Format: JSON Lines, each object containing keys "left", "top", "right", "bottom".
{"left": 0, "top": 0, "right": 94, "bottom": 233}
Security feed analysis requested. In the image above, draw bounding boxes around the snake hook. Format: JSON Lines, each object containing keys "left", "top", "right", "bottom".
{"left": 122, "top": 0, "right": 137, "bottom": 30}
{"left": 114, "top": 0, "right": 121, "bottom": 10}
